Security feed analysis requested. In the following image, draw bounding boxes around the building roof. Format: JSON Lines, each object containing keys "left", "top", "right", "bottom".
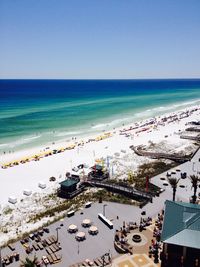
{"left": 161, "top": 200, "right": 200, "bottom": 249}
{"left": 60, "top": 179, "right": 78, "bottom": 188}
{"left": 91, "top": 164, "right": 103, "bottom": 171}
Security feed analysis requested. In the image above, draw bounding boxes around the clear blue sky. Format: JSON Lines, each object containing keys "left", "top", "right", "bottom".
{"left": 0, "top": 0, "right": 200, "bottom": 79}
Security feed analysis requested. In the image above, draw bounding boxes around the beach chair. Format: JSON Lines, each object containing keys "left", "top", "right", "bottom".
{"left": 46, "top": 239, "right": 53, "bottom": 246}
{"left": 8, "top": 244, "right": 15, "bottom": 251}
{"left": 37, "top": 242, "right": 43, "bottom": 250}
{"left": 96, "top": 258, "right": 104, "bottom": 265}
{"left": 41, "top": 239, "right": 47, "bottom": 247}
{"left": 85, "top": 259, "right": 94, "bottom": 266}
{"left": 14, "top": 252, "right": 20, "bottom": 261}
{"left": 50, "top": 253, "right": 57, "bottom": 263}
{"left": 46, "top": 238, "right": 52, "bottom": 246}
{"left": 49, "top": 236, "right": 55, "bottom": 244}
{"left": 45, "top": 247, "right": 52, "bottom": 255}
{"left": 50, "top": 235, "right": 57, "bottom": 243}
{"left": 49, "top": 245, "right": 56, "bottom": 253}
{"left": 54, "top": 253, "right": 62, "bottom": 261}
{"left": 29, "top": 233, "right": 35, "bottom": 240}
{"left": 47, "top": 254, "right": 53, "bottom": 264}
{"left": 52, "top": 243, "right": 59, "bottom": 251}
{"left": 79, "top": 263, "right": 87, "bottom": 267}
{"left": 32, "top": 242, "right": 39, "bottom": 251}
{"left": 4, "top": 256, "right": 10, "bottom": 265}
{"left": 94, "top": 259, "right": 101, "bottom": 266}
{"left": 56, "top": 243, "right": 62, "bottom": 250}
{"left": 94, "top": 258, "right": 103, "bottom": 266}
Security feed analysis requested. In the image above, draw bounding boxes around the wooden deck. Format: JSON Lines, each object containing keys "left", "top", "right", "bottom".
{"left": 130, "top": 145, "right": 192, "bottom": 163}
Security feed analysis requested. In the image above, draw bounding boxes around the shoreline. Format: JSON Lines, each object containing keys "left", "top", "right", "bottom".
{"left": 0, "top": 104, "right": 200, "bottom": 246}
{"left": 1, "top": 104, "right": 200, "bottom": 166}
{"left": 1, "top": 97, "right": 200, "bottom": 157}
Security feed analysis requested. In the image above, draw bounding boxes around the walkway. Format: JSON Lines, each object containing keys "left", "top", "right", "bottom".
{"left": 85, "top": 180, "right": 152, "bottom": 201}
{"left": 130, "top": 146, "right": 191, "bottom": 163}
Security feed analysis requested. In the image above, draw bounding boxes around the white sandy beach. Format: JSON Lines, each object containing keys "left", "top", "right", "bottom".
{"left": 0, "top": 105, "right": 200, "bottom": 245}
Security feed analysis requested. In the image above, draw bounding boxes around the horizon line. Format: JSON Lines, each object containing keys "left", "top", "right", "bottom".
{"left": 0, "top": 77, "right": 200, "bottom": 81}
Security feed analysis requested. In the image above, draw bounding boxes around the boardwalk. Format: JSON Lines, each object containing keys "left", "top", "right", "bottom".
{"left": 130, "top": 145, "right": 192, "bottom": 163}
{"left": 180, "top": 134, "right": 200, "bottom": 142}
{"left": 186, "top": 127, "right": 200, "bottom": 132}
{"left": 85, "top": 180, "right": 152, "bottom": 201}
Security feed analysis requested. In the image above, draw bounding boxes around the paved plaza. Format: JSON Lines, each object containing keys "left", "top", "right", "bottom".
{"left": 2, "top": 197, "right": 167, "bottom": 267}
{"left": 2, "top": 149, "right": 200, "bottom": 266}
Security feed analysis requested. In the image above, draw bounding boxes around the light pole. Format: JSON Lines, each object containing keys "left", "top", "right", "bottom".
{"left": 103, "top": 204, "right": 107, "bottom": 217}
{"left": 0, "top": 247, "right": 2, "bottom": 267}
{"left": 77, "top": 242, "right": 80, "bottom": 254}
{"left": 193, "top": 162, "right": 196, "bottom": 173}
{"left": 56, "top": 227, "right": 61, "bottom": 243}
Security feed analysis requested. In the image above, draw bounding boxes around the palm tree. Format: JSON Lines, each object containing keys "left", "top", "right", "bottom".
{"left": 167, "top": 177, "right": 180, "bottom": 201}
{"left": 189, "top": 175, "right": 200, "bottom": 204}
{"left": 21, "top": 256, "right": 38, "bottom": 267}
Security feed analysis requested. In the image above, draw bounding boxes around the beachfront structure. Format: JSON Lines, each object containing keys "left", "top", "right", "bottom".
{"left": 88, "top": 164, "right": 109, "bottom": 180}
{"left": 160, "top": 200, "right": 200, "bottom": 267}
{"left": 57, "top": 177, "right": 84, "bottom": 198}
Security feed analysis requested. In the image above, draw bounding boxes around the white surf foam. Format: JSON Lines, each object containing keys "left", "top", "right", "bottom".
{"left": 55, "top": 131, "right": 81, "bottom": 137}
{"left": 91, "top": 123, "right": 108, "bottom": 129}
{"left": 7, "top": 135, "right": 41, "bottom": 148}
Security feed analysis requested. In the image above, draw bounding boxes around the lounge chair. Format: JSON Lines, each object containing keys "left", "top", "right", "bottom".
{"left": 50, "top": 245, "right": 57, "bottom": 253}
{"left": 50, "top": 235, "right": 57, "bottom": 243}
{"left": 79, "top": 263, "right": 87, "bottom": 267}
{"left": 94, "top": 258, "right": 103, "bottom": 265}
{"left": 37, "top": 242, "right": 43, "bottom": 250}
{"left": 52, "top": 243, "right": 59, "bottom": 251}
{"left": 47, "top": 254, "right": 53, "bottom": 264}
{"left": 50, "top": 253, "right": 57, "bottom": 262}
{"left": 45, "top": 247, "right": 52, "bottom": 255}
{"left": 46, "top": 238, "right": 52, "bottom": 246}
{"left": 48, "top": 237, "right": 54, "bottom": 244}
{"left": 94, "top": 259, "right": 102, "bottom": 266}
{"left": 32, "top": 242, "right": 39, "bottom": 251}
{"left": 8, "top": 244, "right": 15, "bottom": 251}
{"left": 54, "top": 253, "right": 62, "bottom": 261}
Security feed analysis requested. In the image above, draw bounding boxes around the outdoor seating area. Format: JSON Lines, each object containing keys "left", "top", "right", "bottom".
{"left": 11, "top": 229, "right": 63, "bottom": 266}
{"left": 148, "top": 212, "right": 164, "bottom": 263}
{"left": 82, "top": 219, "right": 91, "bottom": 227}
{"left": 1, "top": 201, "right": 177, "bottom": 267}
{"left": 75, "top": 231, "right": 86, "bottom": 241}
{"left": 113, "top": 211, "right": 164, "bottom": 264}
{"left": 1, "top": 253, "right": 20, "bottom": 266}
{"left": 68, "top": 224, "right": 78, "bottom": 233}
{"left": 69, "top": 252, "right": 112, "bottom": 267}
{"left": 88, "top": 226, "right": 98, "bottom": 235}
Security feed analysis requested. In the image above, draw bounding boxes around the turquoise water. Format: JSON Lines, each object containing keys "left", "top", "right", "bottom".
{"left": 0, "top": 79, "right": 200, "bottom": 153}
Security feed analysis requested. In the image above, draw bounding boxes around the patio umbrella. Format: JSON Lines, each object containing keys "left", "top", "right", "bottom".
{"left": 68, "top": 224, "right": 78, "bottom": 232}
{"left": 76, "top": 232, "right": 86, "bottom": 240}
{"left": 82, "top": 219, "right": 91, "bottom": 226}
{"left": 89, "top": 226, "right": 98, "bottom": 234}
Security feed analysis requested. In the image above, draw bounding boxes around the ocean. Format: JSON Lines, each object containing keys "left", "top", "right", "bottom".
{"left": 0, "top": 79, "right": 200, "bottom": 153}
